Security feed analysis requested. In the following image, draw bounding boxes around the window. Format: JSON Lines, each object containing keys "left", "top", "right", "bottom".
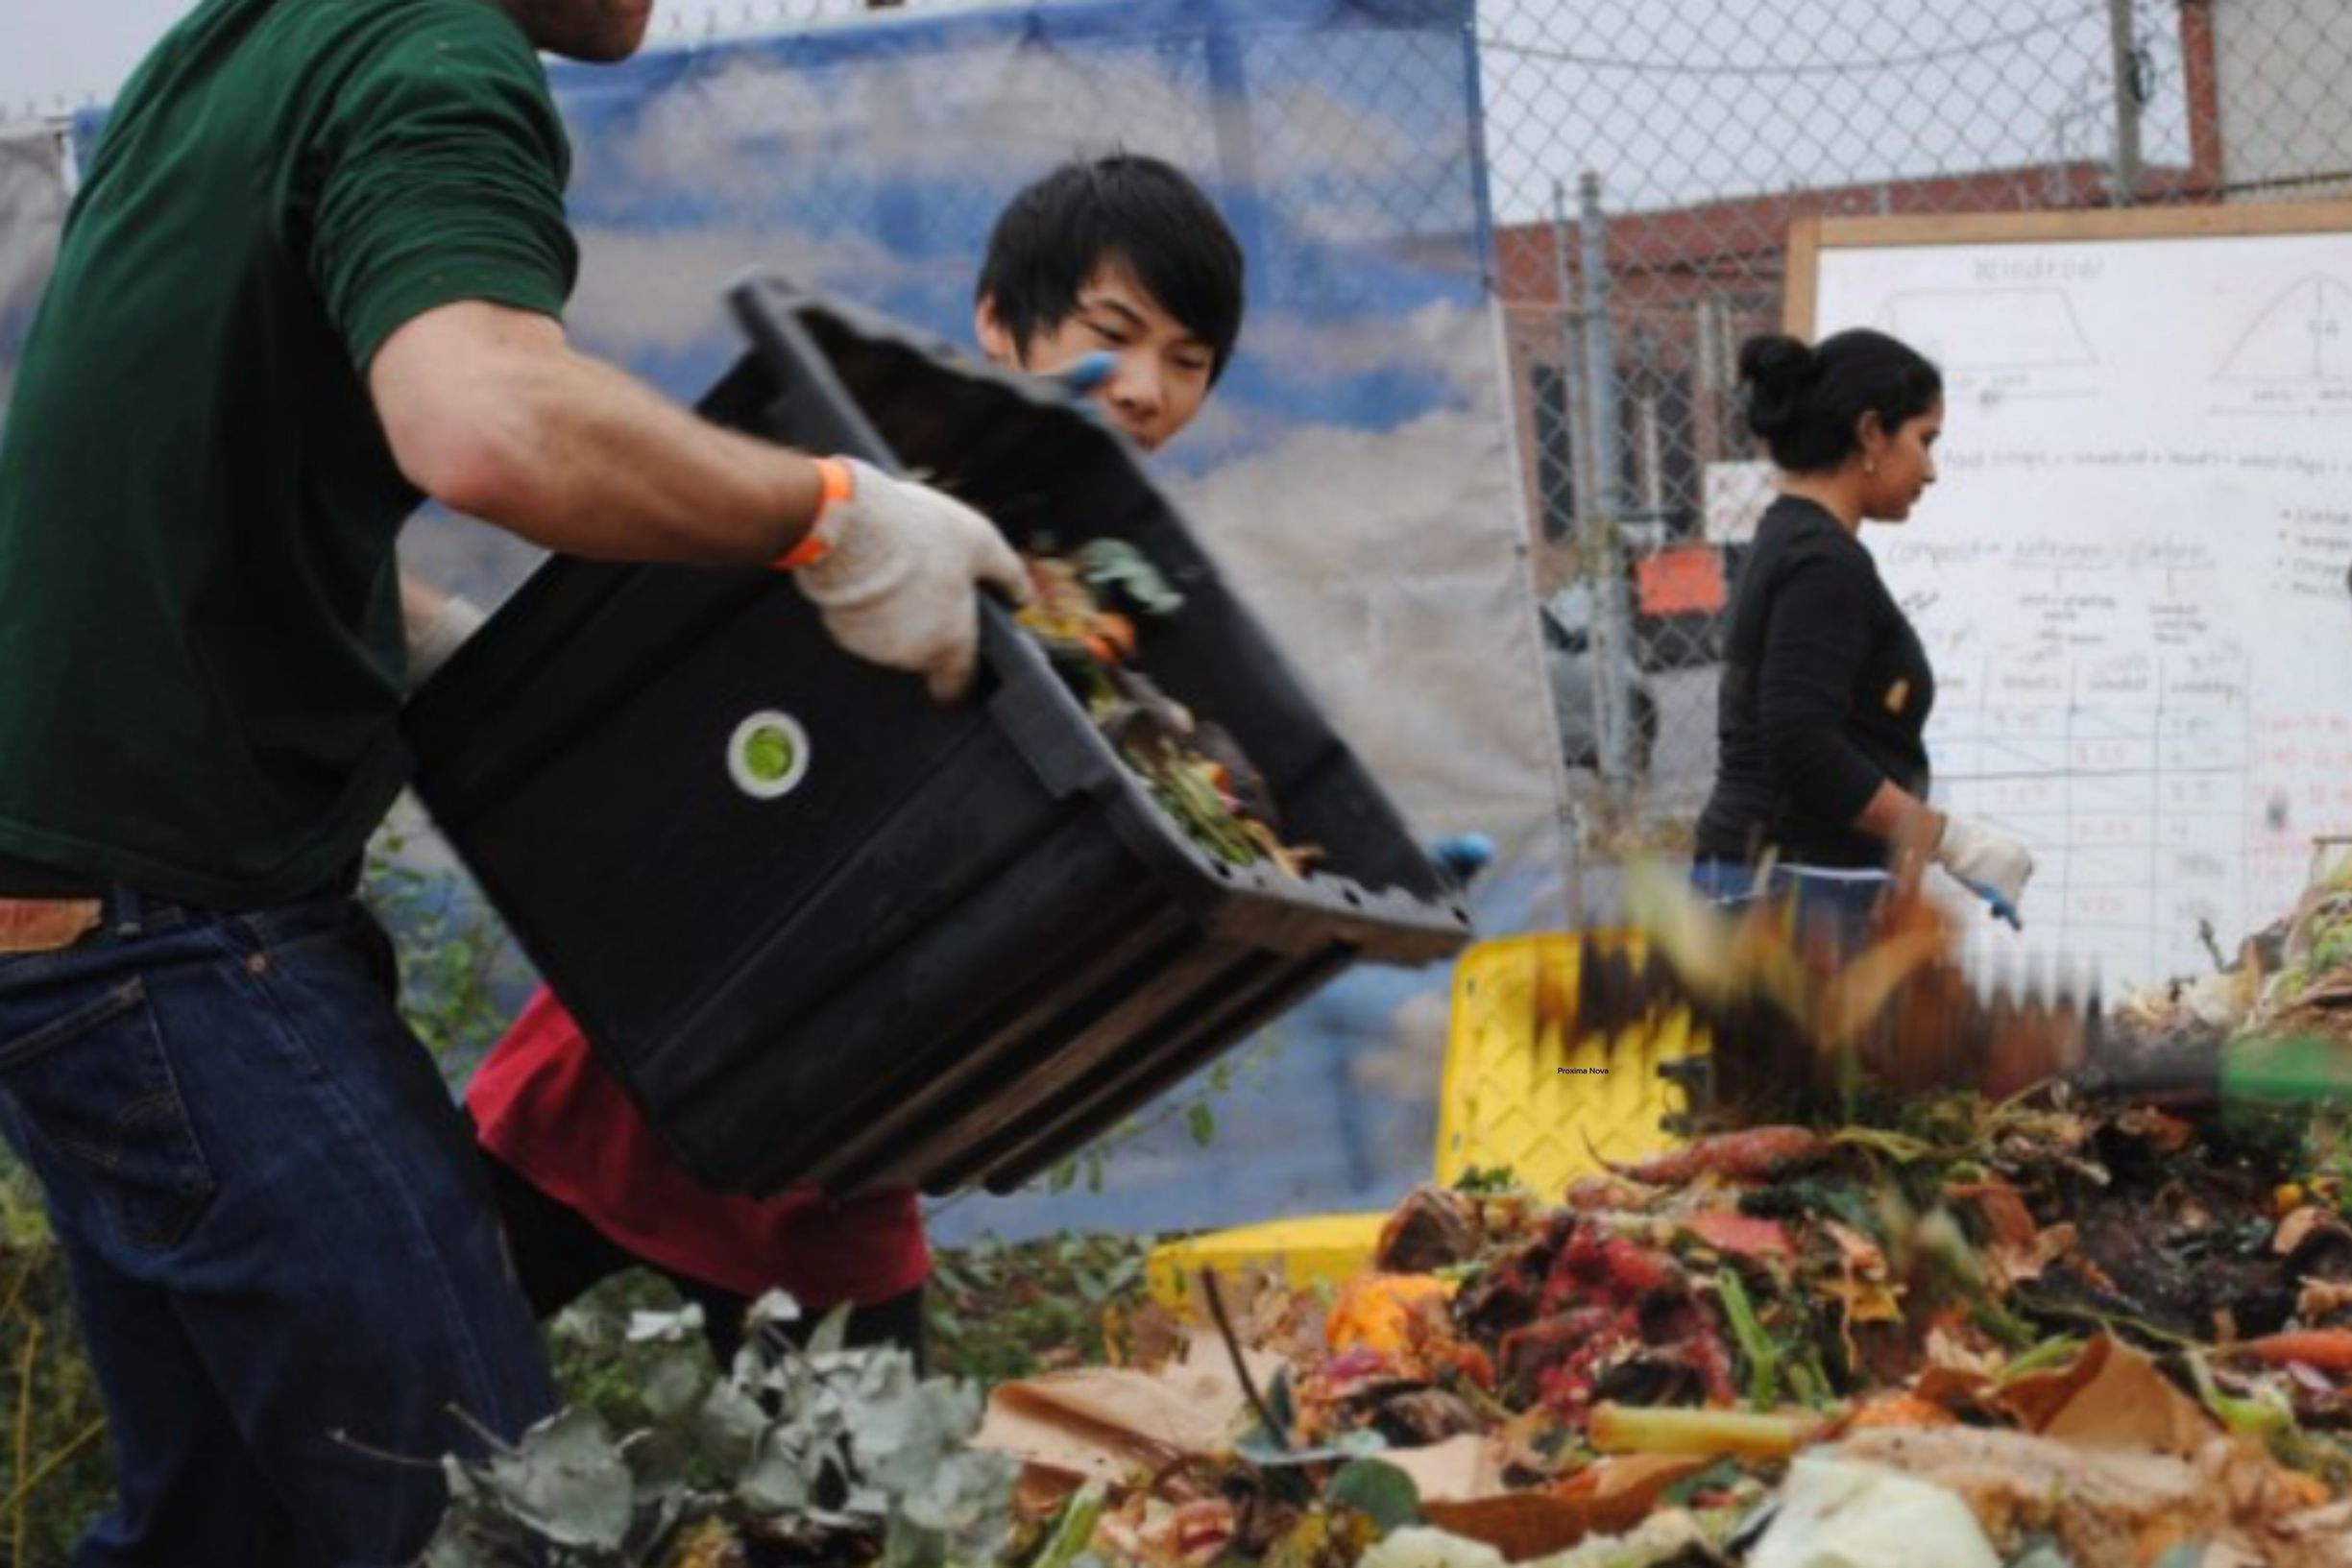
{"left": 1531, "top": 361, "right": 1576, "bottom": 542}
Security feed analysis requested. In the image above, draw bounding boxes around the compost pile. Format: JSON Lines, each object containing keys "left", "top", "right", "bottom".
{"left": 1015, "top": 541, "right": 1315, "bottom": 878}
{"left": 979, "top": 877, "right": 2352, "bottom": 1568}
{"left": 419, "top": 866, "right": 2352, "bottom": 1566}
{"left": 2110, "top": 843, "right": 2352, "bottom": 1062}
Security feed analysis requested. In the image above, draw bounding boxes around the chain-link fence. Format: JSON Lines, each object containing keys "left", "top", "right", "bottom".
{"left": 1478, "top": 0, "right": 2352, "bottom": 915}
{"left": 29, "top": 0, "right": 2348, "bottom": 927}
{"left": 647, "top": 0, "right": 2352, "bottom": 920}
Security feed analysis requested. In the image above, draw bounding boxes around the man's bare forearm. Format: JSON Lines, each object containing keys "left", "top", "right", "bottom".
{"left": 373, "top": 302, "right": 825, "bottom": 565}
{"left": 465, "top": 346, "right": 824, "bottom": 563}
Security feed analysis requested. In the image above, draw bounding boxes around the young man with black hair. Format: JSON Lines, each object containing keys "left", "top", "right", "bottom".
{"left": 974, "top": 153, "right": 1243, "bottom": 452}
{"left": 462, "top": 152, "right": 1248, "bottom": 1363}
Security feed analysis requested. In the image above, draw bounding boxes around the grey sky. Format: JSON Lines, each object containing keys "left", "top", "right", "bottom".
{"left": 2, "top": 0, "right": 2185, "bottom": 219}
{"left": 0, "top": 0, "right": 192, "bottom": 114}
{"left": 0, "top": 0, "right": 881, "bottom": 112}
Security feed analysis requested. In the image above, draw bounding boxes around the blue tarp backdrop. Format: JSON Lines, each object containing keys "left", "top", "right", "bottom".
{"left": 23, "top": 0, "right": 1573, "bottom": 1241}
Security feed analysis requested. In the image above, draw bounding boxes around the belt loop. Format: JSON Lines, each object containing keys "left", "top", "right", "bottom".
{"left": 111, "top": 884, "right": 145, "bottom": 939}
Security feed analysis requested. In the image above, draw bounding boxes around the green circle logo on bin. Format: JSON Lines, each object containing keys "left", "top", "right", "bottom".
{"left": 744, "top": 726, "right": 795, "bottom": 781}
{"left": 727, "top": 711, "right": 812, "bottom": 800}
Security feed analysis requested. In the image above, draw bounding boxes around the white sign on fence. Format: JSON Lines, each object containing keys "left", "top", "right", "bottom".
{"left": 1703, "top": 459, "right": 1776, "bottom": 545}
{"left": 1806, "top": 207, "right": 2352, "bottom": 989}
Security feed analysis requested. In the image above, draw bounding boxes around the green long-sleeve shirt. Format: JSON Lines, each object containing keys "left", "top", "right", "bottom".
{"left": 0, "top": 0, "right": 576, "bottom": 905}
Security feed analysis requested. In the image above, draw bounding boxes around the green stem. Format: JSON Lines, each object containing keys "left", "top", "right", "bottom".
{"left": 1712, "top": 1269, "right": 1780, "bottom": 1410}
{"left": 0, "top": 1416, "right": 105, "bottom": 1522}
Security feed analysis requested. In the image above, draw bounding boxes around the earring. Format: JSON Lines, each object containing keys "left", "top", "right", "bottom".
{"left": 1865, "top": 459, "right": 1879, "bottom": 476}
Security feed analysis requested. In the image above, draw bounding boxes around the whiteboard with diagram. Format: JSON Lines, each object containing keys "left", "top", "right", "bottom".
{"left": 1792, "top": 204, "right": 2352, "bottom": 990}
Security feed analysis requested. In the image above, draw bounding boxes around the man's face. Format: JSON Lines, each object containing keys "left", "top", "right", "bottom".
{"left": 978, "top": 264, "right": 1215, "bottom": 452}
{"left": 498, "top": 0, "right": 656, "bottom": 62}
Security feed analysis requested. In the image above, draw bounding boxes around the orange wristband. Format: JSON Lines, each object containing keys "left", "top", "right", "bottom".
{"left": 773, "top": 457, "right": 856, "bottom": 571}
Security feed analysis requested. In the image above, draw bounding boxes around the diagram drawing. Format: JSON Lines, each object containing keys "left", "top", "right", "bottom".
{"left": 2215, "top": 275, "right": 2352, "bottom": 384}
{"left": 1875, "top": 287, "right": 2098, "bottom": 373}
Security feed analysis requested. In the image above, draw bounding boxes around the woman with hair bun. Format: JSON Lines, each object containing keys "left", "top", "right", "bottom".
{"left": 1691, "top": 327, "right": 2034, "bottom": 936}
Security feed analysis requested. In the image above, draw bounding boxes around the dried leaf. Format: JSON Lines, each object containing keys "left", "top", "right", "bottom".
{"left": 1845, "top": 1391, "right": 1959, "bottom": 1430}
{"left": 1551, "top": 1454, "right": 1711, "bottom": 1531}
{"left": 1989, "top": 1221, "right": 2077, "bottom": 1290}
{"left": 1821, "top": 1220, "right": 1890, "bottom": 1279}
{"left": 2000, "top": 1336, "right": 2219, "bottom": 1458}
{"left": 2115, "top": 1106, "right": 2196, "bottom": 1153}
{"left": 1378, "top": 1187, "right": 1486, "bottom": 1273}
{"left": 2274, "top": 1205, "right": 2341, "bottom": 1257}
{"left": 2296, "top": 1278, "right": 2352, "bottom": 1321}
{"left": 1924, "top": 1327, "right": 2000, "bottom": 1381}
{"left": 1379, "top": 1434, "right": 1509, "bottom": 1504}
{"left": 1112, "top": 1300, "right": 1190, "bottom": 1371}
{"left": 1948, "top": 1181, "right": 2039, "bottom": 1251}
{"left": 1419, "top": 1492, "right": 1592, "bottom": 1563}
{"left": 1820, "top": 1276, "right": 1905, "bottom": 1325}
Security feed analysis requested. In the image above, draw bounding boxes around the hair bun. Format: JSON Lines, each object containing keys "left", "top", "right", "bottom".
{"left": 1738, "top": 333, "right": 1814, "bottom": 388}
{"left": 1736, "top": 333, "right": 1815, "bottom": 440}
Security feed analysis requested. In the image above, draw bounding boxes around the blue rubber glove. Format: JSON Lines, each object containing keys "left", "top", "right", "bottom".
{"left": 1042, "top": 351, "right": 1117, "bottom": 397}
{"left": 1934, "top": 814, "right": 2032, "bottom": 931}
{"left": 1430, "top": 832, "right": 1495, "bottom": 883}
{"left": 1959, "top": 878, "right": 2025, "bottom": 931}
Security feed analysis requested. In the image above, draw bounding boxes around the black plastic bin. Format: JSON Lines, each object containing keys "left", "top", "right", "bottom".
{"left": 403, "top": 277, "right": 1474, "bottom": 1197}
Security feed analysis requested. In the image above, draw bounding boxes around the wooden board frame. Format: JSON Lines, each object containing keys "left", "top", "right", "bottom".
{"left": 1783, "top": 201, "right": 2352, "bottom": 338}
{"left": 1777, "top": 200, "right": 2352, "bottom": 983}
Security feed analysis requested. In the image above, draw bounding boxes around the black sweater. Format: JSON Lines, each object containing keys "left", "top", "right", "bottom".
{"left": 1694, "top": 497, "right": 1934, "bottom": 869}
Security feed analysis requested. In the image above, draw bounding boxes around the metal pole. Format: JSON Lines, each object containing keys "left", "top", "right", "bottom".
{"left": 2105, "top": 0, "right": 2145, "bottom": 205}
{"left": 1693, "top": 296, "right": 1724, "bottom": 463}
{"left": 1543, "top": 181, "right": 1591, "bottom": 918}
{"left": 1578, "top": 172, "right": 1637, "bottom": 786}
{"left": 1549, "top": 181, "right": 1589, "bottom": 527}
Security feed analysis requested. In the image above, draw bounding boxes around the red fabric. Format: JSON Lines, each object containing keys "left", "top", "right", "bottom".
{"left": 467, "top": 986, "right": 928, "bottom": 1307}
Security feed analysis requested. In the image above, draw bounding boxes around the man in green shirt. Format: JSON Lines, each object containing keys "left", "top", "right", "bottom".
{"left": 0, "top": 0, "right": 1024, "bottom": 1558}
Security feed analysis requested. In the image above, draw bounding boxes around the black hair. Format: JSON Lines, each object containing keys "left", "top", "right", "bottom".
{"left": 976, "top": 154, "right": 1247, "bottom": 383}
{"left": 1736, "top": 328, "right": 1943, "bottom": 473}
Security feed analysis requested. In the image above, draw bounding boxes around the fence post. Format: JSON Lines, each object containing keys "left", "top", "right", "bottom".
{"left": 1575, "top": 171, "right": 1637, "bottom": 789}
{"left": 2106, "top": 0, "right": 2145, "bottom": 204}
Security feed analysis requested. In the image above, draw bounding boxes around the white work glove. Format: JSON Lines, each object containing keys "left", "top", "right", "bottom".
{"left": 789, "top": 459, "right": 1031, "bottom": 702}
{"left": 1934, "top": 813, "right": 2034, "bottom": 929}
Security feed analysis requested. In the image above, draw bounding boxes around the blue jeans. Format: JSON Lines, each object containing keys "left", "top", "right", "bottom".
{"left": 0, "top": 888, "right": 555, "bottom": 1566}
{"left": 1688, "top": 858, "right": 1890, "bottom": 953}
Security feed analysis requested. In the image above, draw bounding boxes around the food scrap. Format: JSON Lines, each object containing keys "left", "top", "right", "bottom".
{"left": 1017, "top": 539, "right": 1319, "bottom": 878}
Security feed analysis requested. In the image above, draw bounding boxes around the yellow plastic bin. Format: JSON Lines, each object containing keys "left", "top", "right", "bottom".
{"left": 1145, "top": 1213, "right": 1391, "bottom": 1305}
{"left": 1146, "top": 931, "right": 1704, "bottom": 1306}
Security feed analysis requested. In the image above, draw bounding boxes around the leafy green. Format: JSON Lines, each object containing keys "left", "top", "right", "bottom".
{"left": 1451, "top": 1165, "right": 1521, "bottom": 1196}
{"left": 481, "top": 1409, "right": 636, "bottom": 1549}
{"left": 1075, "top": 540, "right": 1186, "bottom": 616}
{"left": 1712, "top": 1268, "right": 1780, "bottom": 1410}
{"left": 1325, "top": 1459, "right": 1421, "bottom": 1533}
{"left": 427, "top": 1289, "right": 1016, "bottom": 1566}
{"left": 2184, "top": 1350, "right": 2293, "bottom": 1441}
{"left": 1027, "top": 1482, "right": 1109, "bottom": 1568}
